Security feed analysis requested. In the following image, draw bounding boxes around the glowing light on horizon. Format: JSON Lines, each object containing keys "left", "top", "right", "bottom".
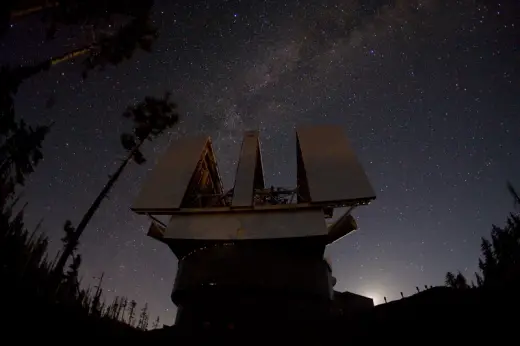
{"left": 363, "top": 291, "right": 385, "bottom": 305}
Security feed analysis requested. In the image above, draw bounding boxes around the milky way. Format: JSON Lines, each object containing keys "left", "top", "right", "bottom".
{"left": 2, "top": 0, "right": 519, "bottom": 322}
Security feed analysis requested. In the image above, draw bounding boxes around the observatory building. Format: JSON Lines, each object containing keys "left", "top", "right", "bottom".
{"left": 131, "top": 125, "right": 376, "bottom": 328}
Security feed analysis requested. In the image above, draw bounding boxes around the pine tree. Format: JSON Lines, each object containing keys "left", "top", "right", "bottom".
{"left": 63, "top": 254, "right": 82, "bottom": 296}
{"left": 119, "top": 297, "right": 128, "bottom": 321}
{"left": 127, "top": 299, "right": 137, "bottom": 326}
{"left": 2, "top": 0, "right": 159, "bottom": 143}
{"left": 89, "top": 273, "right": 104, "bottom": 316}
{"left": 90, "top": 288, "right": 103, "bottom": 317}
{"left": 475, "top": 272, "right": 484, "bottom": 287}
{"left": 109, "top": 296, "right": 120, "bottom": 320}
{"left": 81, "top": 11, "right": 158, "bottom": 79}
{"left": 454, "top": 271, "right": 468, "bottom": 289}
{"left": 0, "top": 119, "right": 51, "bottom": 187}
{"left": 0, "top": 64, "right": 53, "bottom": 135}
{"left": 137, "top": 303, "right": 149, "bottom": 330}
{"left": 152, "top": 316, "right": 160, "bottom": 329}
{"left": 448, "top": 183, "right": 520, "bottom": 288}
{"left": 55, "top": 93, "right": 179, "bottom": 275}
{"left": 60, "top": 220, "right": 78, "bottom": 256}
{"left": 480, "top": 237, "right": 497, "bottom": 280}
{"left": 2, "top": 0, "right": 158, "bottom": 81}
{"left": 445, "top": 271, "right": 456, "bottom": 288}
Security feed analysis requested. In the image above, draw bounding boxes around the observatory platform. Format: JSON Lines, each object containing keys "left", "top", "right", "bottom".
{"left": 131, "top": 125, "right": 375, "bottom": 328}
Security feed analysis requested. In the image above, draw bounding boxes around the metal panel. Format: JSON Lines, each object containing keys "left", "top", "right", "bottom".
{"left": 163, "top": 209, "right": 327, "bottom": 240}
{"left": 296, "top": 125, "right": 375, "bottom": 203}
{"left": 132, "top": 136, "right": 209, "bottom": 213}
{"left": 147, "top": 221, "right": 166, "bottom": 240}
{"left": 327, "top": 212, "right": 357, "bottom": 244}
{"left": 232, "top": 131, "right": 264, "bottom": 207}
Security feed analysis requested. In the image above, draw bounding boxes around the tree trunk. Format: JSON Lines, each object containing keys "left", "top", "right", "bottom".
{"left": 10, "top": 2, "right": 59, "bottom": 20}
{"left": 54, "top": 137, "right": 146, "bottom": 276}
{"left": 50, "top": 46, "right": 91, "bottom": 66}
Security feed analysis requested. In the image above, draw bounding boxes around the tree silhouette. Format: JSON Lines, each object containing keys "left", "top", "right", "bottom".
{"left": 54, "top": 93, "right": 179, "bottom": 276}
{"left": 61, "top": 220, "right": 78, "bottom": 256}
{"left": 66, "top": 254, "right": 81, "bottom": 283}
{"left": 127, "top": 299, "right": 137, "bottom": 326}
{"left": 446, "top": 183, "right": 520, "bottom": 289}
{"left": 6, "top": 0, "right": 154, "bottom": 32}
{"left": 152, "top": 316, "right": 160, "bottom": 329}
{"left": 61, "top": 254, "right": 82, "bottom": 298}
{"left": 90, "top": 284, "right": 103, "bottom": 317}
{"left": 0, "top": 64, "right": 53, "bottom": 211}
{"left": 1, "top": 0, "right": 159, "bottom": 126}
{"left": 455, "top": 272, "right": 468, "bottom": 289}
{"left": 0, "top": 166, "right": 144, "bottom": 330}
{"left": 445, "top": 271, "right": 456, "bottom": 288}
{"left": 3, "top": 0, "right": 157, "bottom": 71}
{"left": 137, "top": 302, "right": 149, "bottom": 330}
{"left": 2, "top": 2, "right": 168, "bottom": 333}
{"left": 0, "top": 63, "right": 53, "bottom": 131}
{"left": 445, "top": 271, "right": 469, "bottom": 289}
{"left": 475, "top": 272, "right": 484, "bottom": 287}
{"left": 478, "top": 237, "right": 497, "bottom": 281}
{"left": 0, "top": 119, "right": 51, "bottom": 187}
{"left": 81, "top": 11, "right": 158, "bottom": 79}
{"left": 119, "top": 296, "right": 128, "bottom": 321}
{"left": 107, "top": 296, "right": 119, "bottom": 319}
{"left": 0, "top": 79, "right": 155, "bottom": 336}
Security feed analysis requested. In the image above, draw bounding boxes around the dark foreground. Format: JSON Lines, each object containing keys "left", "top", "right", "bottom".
{"left": 4, "top": 285, "right": 518, "bottom": 344}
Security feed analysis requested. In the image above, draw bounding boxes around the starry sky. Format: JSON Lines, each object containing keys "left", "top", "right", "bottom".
{"left": 2, "top": 0, "right": 519, "bottom": 323}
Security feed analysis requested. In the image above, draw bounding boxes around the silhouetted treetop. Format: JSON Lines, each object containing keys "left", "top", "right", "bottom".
{"left": 124, "top": 93, "right": 179, "bottom": 139}
{"left": 0, "top": 120, "right": 51, "bottom": 186}
{"left": 44, "top": 0, "right": 153, "bottom": 27}
{"left": 81, "top": 11, "right": 158, "bottom": 79}
{"left": 0, "top": 63, "right": 52, "bottom": 133}
{"left": 445, "top": 271, "right": 469, "bottom": 289}
{"left": 446, "top": 183, "right": 520, "bottom": 290}
{"left": 121, "top": 93, "right": 179, "bottom": 165}
{"left": 2, "top": 0, "right": 160, "bottom": 103}
{"left": 61, "top": 220, "right": 78, "bottom": 254}
{"left": 4, "top": 0, "right": 155, "bottom": 37}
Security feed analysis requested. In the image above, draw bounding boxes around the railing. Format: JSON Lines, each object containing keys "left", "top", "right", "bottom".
{"left": 180, "top": 185, "right": 370, "bottom": 216}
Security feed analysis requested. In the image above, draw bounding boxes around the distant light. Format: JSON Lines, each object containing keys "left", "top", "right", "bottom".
{"left": 364, "top": 291, "right": 384, "bottom": 305}
{"left": 234, "top": 13, "right": 238, "bottom": 18}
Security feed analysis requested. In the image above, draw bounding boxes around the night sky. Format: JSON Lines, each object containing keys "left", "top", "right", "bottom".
{"left": 2, "top": 0, "right": 519, "bottom": 323}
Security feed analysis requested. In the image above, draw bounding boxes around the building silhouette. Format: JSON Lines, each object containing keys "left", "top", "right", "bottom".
{"left": 132, "top": 126, "right": 376, "bottom": 329}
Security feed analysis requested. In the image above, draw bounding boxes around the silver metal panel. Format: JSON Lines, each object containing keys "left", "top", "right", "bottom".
{"left": 132, "top": 136, "right": 209, "bottom": 212}
{"left": 296, "top": 125, "right": 375, "bottom": 203}
{"left": 232, "top": 131, "right": 263, "bottom": 207}
{"left": 164, "top": 209, "right": 327, "bottom": 240}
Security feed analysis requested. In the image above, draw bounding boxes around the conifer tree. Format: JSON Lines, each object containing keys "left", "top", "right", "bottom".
{"left": 127, "top": 299, "right": 137, "bottom": 326}
{"left": 152, "top": 316, "right": 160, "bottom": 329}
{"left": 137, "top": 303, "right": 149, "bottom": 330}
{"left": 55, "top": 93, "right": 179, "bottom": 275}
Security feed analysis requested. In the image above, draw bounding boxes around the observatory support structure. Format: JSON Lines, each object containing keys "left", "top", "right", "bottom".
{"left": 170, "top": 237, "right": 335, "bottom": 327}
